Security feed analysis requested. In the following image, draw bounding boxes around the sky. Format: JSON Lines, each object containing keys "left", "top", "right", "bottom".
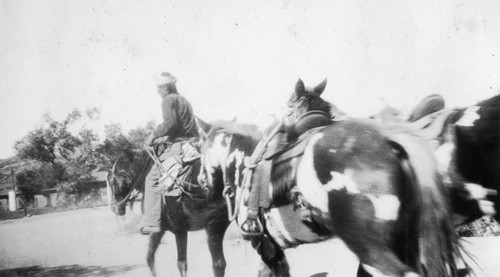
{"left": 1, "top": 0, "right": 500, "bottom": 158}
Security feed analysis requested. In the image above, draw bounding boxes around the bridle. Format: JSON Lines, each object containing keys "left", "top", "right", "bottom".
{"left": 107, "top": 159, "right": 146, "bottom": 212}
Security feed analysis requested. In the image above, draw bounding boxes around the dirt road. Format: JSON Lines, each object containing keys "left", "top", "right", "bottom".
{"left": 0, "top": 206, "right": 499, "bottom": 276}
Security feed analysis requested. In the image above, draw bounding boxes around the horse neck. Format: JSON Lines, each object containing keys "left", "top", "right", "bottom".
{"left": 290, "top": 96, "right": 332, "bottom": 126}
{"left": 195, "top": 116, "right": 212, "bottom": 138}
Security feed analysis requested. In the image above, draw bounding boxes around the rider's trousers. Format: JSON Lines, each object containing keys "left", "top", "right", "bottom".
{"left": 141, "top": 143, "right": 182, "bottom": 228}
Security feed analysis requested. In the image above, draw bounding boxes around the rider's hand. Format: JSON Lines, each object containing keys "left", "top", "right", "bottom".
{"left": 145, "top": 134, "right": 155, "bottom": 147}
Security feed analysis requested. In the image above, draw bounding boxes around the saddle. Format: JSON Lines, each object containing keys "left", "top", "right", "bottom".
{"left": 409, "top": 108, "right": 459, "bottom": 148}
{"left": 240, "top": 112, "right": 333, "bottom": 237}
{"left": 159, "top": 140, "right": 205, "bottom": 202}
{"left": 408, "top": 94, "right": 445, "bottom": 122}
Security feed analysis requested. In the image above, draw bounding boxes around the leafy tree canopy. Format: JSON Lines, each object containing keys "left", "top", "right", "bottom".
{"left": 11, "top": 107, "right": 155, "bottom": 203}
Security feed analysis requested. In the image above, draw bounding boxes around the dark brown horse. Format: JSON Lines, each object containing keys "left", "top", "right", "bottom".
{"left": 107, "top": 118, "right": 232, "bottom": 277}
{"left": 201, "top": 79, "right": 470, "bottom": 277}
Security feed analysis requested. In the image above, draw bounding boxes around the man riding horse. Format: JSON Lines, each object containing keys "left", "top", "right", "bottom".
{"left": 140, "top": 72, "right": 199, "bottom": 235}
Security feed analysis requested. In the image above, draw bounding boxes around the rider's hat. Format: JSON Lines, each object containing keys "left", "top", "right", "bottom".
{"left": 156, "top": 72, "right": 177, "bottom": 86}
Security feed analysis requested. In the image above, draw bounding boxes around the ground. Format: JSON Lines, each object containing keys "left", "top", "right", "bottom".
{"left": 0, "top": 206, "right": 499, "bottom": 277}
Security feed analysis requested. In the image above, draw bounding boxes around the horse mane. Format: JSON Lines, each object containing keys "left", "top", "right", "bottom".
{"left": 195, "top": 116, "right": 212, "bottom": 137}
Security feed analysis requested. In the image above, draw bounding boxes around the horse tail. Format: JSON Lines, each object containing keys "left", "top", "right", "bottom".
{"left": 387, "top": 130, "right": 469, "bottom": 277}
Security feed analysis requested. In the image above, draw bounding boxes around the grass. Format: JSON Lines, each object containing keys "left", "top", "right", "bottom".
{"left": 455, "top": 216, "right": 500, "bottom": 237}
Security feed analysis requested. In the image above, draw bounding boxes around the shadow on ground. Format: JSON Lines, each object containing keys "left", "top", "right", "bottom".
{"left": 0, "top": 264, "right": 144, "bottom": 277}
{"left": 310, "top": 273, "right": 328, "bottom": 277}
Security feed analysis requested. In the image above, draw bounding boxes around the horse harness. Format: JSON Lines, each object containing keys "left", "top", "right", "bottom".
{"left": 239, "top": 111, "right": 335, "bottom": 237}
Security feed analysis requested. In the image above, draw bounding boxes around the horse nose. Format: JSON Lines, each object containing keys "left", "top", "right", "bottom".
{"left": 116, "top": 205, "right": 125, "bottom": 216}
{"left": 114, "top": 204, "right": 126, "bottom": 216}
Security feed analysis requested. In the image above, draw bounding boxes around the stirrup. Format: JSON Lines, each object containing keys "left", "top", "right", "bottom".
{"left": 240, "top": 217, "right": 264, "bottom": 238}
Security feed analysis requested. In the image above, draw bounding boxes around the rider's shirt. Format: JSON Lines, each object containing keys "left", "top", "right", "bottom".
{"left": 153, "top": 92, "right": 198, "bottom": 140}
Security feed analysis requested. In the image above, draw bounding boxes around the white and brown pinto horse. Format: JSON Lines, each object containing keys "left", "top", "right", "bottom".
{"left": 371, "top": 94, "right": 499, "bottom": 226}
{"left": 422, "top": 94, "right": 500, "bottom": 225}
{"left": 200, "top": 80, "right": 470, "bottom": 277}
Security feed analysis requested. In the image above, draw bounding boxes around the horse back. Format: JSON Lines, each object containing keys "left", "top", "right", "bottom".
{"left": 451, "top": 94, "right": 500, "bottom": 196}
{"left": 454, "top": 94, "right": 500, "bottom": 144}
{"left": 270, "top": 119, "right": 406, "bottom": 248}
{"left": 310, "top": 119, "right": 403, "bottom": 188}
{"left": 293, "top": 119, "right": 405, "bottom": 228}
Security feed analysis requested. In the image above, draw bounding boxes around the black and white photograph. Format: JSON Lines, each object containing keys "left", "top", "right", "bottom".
{"left": 1, "top": 1, "right": 499, "bottom": 276}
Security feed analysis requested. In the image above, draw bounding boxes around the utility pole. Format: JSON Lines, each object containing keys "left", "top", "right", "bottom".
{"left": 9, "top": 168, "right": 17, "bottom": 212}
{"left": 11, "top": 168, "right": 16, "bottom": 191}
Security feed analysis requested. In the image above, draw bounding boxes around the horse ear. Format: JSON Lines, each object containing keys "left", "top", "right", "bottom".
{"left": 231, "top": 116, "right": 237, "bottom": 123}
{"left": 295, "top": 79, "right": 306, "bottom": 97}
{"left": 313, "top": 79, "right": 327, "bottom": 96}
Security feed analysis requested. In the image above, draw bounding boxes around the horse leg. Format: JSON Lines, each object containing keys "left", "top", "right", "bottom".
{"left": 257, "top": 261, "right": 274, "bottom": 277}
{"left": 147, "top": 230, "right": 165, "bottom": 277}
{"left": 175, "top": 231, "right": 188, "bottom": 277}
{"left": 252, "top": 235, "right": 290, "bottom": 277}
{"left": 206, "top": 221, "right": 229, "bottom": 277}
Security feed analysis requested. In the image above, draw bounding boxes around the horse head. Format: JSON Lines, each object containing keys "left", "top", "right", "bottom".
{"left": 198, "top": 126, "right": 233, "bottom": 190}
{"left": 285, "top": 78, "right": 331, "bottom": 126}
{"left": 107, "top": 158, "right": 135, "bottom": 216}
{"left": 199, "top": 121, "right": 262, "bottom": 203}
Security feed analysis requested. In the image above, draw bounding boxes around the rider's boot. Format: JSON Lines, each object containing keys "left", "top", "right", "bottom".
{"left": 141, "top": 226, "right": 162, "bottom": 235}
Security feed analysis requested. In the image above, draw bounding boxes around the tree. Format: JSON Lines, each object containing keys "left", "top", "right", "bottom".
{"left": 14, "top": 110, "right": 82, "bottom": 165}
{"left": 15, "top": 169, "right": 39, "bottom": 203}
{"left": 96, "top": 121, "right": 154, "bottom": 183}
{"left": 13, "top": 109, "right": 100, "bottom": 206}
{"left": 97, "top": 123, "right": 136, "bottom": 165}
{"left": 128, "top": 120, "right": 156, "bottom": 147}
{"left": 15, "top": 164, "right": 60, "bottom": 206}
{"left": 12, "top": 107, "right": 156, "bottom": 207}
